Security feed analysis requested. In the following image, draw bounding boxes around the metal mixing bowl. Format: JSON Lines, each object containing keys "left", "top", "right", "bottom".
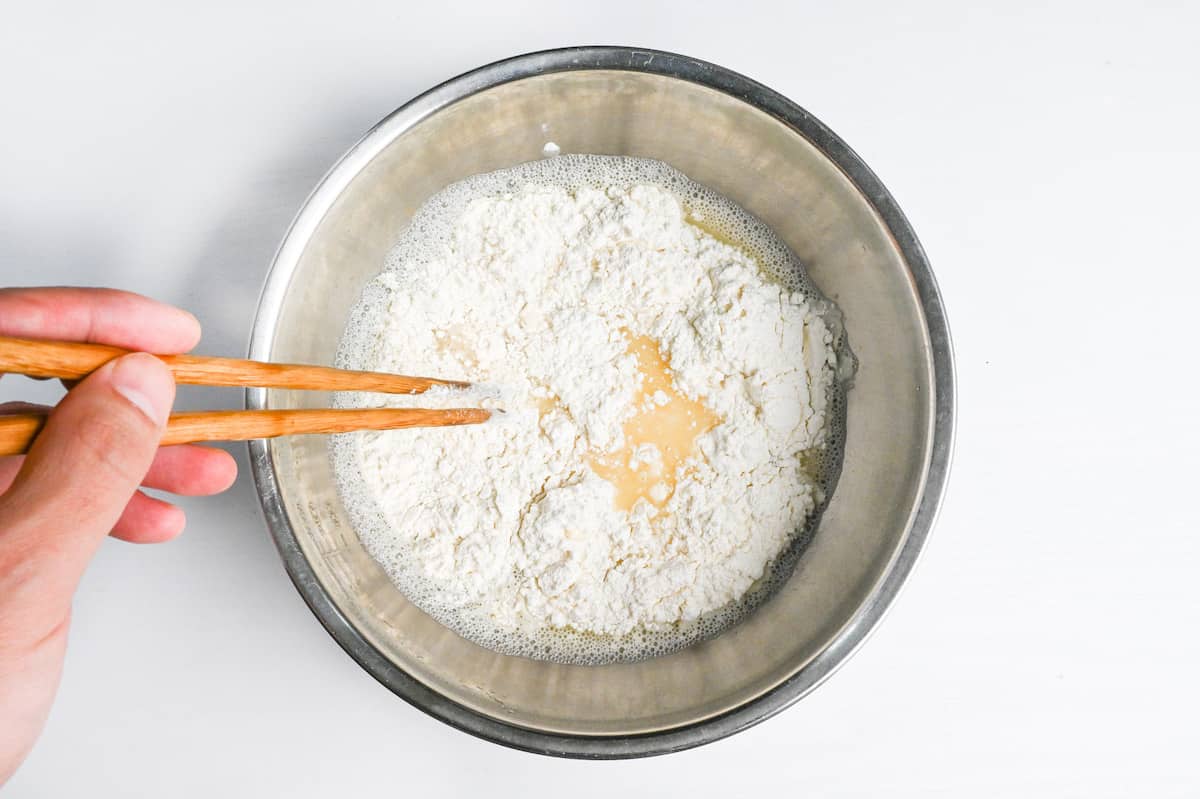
{"left": 247, "top": 46, "right": 954, "bottom": 758}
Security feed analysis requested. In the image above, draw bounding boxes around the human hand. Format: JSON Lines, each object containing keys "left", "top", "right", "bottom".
{"left": 0, "top": 288, "right": 237, "bottom": 783}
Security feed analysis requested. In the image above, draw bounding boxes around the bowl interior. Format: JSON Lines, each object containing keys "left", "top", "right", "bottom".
{"left": 256, "top": 67, "right": 934, "bottom": 736}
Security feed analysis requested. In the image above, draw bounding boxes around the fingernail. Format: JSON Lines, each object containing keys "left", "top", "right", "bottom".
{"left": 110, "top": 353, "right": 175, "bottom": 426}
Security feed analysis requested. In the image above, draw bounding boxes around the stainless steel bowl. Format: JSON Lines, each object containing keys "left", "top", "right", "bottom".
{"left": 248, "top": 46, "right": 954, "bottom": 758}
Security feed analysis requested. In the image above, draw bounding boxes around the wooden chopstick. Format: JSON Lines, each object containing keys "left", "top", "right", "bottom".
{"left": 0, "top": 335, "right": 494, "bottom": 455}
{"left": 0, "top": 407, "right": 493, "bottom": 456}
{"left": 0, "top": 335, "right": 468, "bottom": 394}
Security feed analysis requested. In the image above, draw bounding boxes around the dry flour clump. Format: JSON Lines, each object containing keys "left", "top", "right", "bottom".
{"left": 333, "top": 155, "right": 845, "bottom": 664}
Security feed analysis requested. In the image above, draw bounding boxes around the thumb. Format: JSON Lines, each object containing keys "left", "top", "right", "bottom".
{"left": 0, "top": 352, "right": 175, "bottom": 590}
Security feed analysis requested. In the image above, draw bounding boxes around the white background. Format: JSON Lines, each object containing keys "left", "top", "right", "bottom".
{"left": 3, "top": 1, "right": 1198, "bottom": 796}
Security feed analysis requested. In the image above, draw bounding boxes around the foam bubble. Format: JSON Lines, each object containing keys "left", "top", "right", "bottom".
{"left": 331, "top": 154, "right": 854, "bottom": 665}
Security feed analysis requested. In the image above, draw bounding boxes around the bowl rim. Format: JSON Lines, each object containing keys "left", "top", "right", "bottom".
{"left": 247, "top": 45, "right": 956, "bottom": 759}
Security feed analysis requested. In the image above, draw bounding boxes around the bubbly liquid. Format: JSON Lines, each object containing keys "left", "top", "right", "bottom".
{"left": 589, "top": 336, "right": 720, "bottom": 511}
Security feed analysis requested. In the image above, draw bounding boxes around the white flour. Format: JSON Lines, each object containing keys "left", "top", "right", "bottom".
{"left": 333, "top": 155, "right": 845, "bottom": 663}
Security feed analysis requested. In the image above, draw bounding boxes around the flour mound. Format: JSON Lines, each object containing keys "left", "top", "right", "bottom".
{"left": 332, "top": 155, "right": 848, "bottom": 664}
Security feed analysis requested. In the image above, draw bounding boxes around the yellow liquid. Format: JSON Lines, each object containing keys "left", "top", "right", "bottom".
{"left": 589, "top": 336, "right": 721, "bottom": 511}
{"left": 534, "top": 392, "right": 560, "bottom": 416}
{"left": 434, "top": 325, "right": 479, "bottom": 371}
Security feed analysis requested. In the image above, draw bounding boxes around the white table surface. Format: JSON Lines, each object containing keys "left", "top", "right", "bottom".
{"left": 3, "top": 2, "right": 1198, "bottom": 796}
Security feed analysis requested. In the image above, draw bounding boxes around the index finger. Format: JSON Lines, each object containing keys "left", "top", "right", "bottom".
{"left": 0, "top": 287, "right": 201, "bottom": 354}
